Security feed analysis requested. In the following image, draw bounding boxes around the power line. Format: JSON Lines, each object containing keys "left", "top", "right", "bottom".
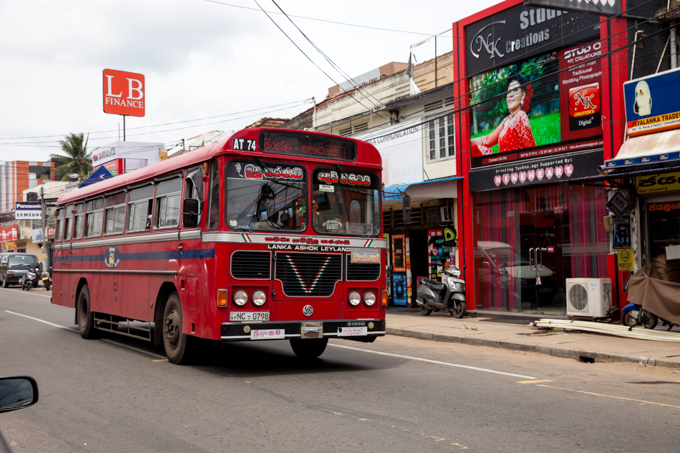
{"left": 202, "top": 0, "right": 451, "bottom": 37}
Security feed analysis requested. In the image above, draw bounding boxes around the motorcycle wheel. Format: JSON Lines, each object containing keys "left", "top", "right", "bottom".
{"left": 44, "top": 281, "right": 51, "bottom": 291}
{"left": 622, "top": 310, "right": 658, "bottom": 329}
{"left": 420, "top": 304, "right": 433, "bottom": 316}
{"left": 451, "top": 301, "right": 466, "bottom": 318}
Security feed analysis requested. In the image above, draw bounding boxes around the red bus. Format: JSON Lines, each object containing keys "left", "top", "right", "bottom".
{"left": 52, "top": 129, "right": 387, "bottom": 363}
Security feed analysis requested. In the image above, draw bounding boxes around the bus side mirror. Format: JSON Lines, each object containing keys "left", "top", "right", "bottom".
{"left": 403, "top": 194, "right": 411, "bottom": 224}
{"left": 182, "top": 199, "right": 200, "bottom": 228}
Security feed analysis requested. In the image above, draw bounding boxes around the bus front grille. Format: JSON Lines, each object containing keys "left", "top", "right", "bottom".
{"left": 231, "top": 251, "right": 271, "bottom": 279}
{"left": 275, "top": 253, "right": 342, "bottom": 297}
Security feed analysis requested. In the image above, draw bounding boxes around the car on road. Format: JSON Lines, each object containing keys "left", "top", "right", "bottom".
{"left": 0, "top": 253, "right": 42, "bottom": 288}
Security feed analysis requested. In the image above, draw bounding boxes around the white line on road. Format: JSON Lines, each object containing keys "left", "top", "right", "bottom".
{"left": 4, "top": 289, "right": 52, "bottom": 299}
{"left": 5, "top": 310, "right": 72, "bottom": 329}
{"left": 4, "top": 310, "right": 166, "bottom": 360}
{"left": 329, "top": 343, "right": 538, "bottom": 379}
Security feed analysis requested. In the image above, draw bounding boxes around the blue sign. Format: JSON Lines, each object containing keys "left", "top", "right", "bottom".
{"left": 623, "top": 68, "right": 680, "bottom": 137}
{"left": 392, "top": 273, "right": 407, "bottom": 306}
{"left": 607, "top": 191, "right": 631, "bottom": 218}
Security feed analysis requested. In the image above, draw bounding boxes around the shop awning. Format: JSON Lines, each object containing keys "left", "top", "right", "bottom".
{"left": 605, "top": 129, "right": 680, "bottom": 169}
{"left": 383, "top": 177, "right": 462, "bottom": 206}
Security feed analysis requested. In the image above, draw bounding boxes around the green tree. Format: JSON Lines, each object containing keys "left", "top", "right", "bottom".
{"left": 51, "top": 133, "right": 92, "bottom": 181}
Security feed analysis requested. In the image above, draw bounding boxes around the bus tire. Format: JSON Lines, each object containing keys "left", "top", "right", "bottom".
{"left": 290, "top": 338, "right": 328, "bottom": 359}
{"left": 163, "top": 293, "right": 191, "bottom": 364}
{"left": 77, "top": 285, "right": 98, "bottom": 339}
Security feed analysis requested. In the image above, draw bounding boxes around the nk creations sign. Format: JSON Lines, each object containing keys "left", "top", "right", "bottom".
{"left": 103, "top": 69, "right": 145, "bottom": 117}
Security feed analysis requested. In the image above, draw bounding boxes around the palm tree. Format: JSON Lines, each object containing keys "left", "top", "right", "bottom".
{"left": 51, "top": 133, "right": 92, "bottom": 181}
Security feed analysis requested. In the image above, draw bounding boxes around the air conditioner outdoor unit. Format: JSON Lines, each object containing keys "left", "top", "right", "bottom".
{"left": 566, "top": 278, "right": 612, "bottom": 318}
{"left": 440, "top": 206, "right": 453, "bottom": 223}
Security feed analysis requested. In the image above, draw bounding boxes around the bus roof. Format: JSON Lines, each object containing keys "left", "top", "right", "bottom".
{"left": 57, "top": 128, "right": 382, "bottom": 206}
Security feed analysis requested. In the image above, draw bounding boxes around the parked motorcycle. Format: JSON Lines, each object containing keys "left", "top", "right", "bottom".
{"left": 20, "top": 271, "right": 37, "bottom": 291}
{"left": 621, "top": 303, "right": 677, "bottom": 331}
{"left": 42, "top": 266, "right": 51, "bottom": 291}
{"left": 416, "top": 265, "right": 466, "bottom": 318}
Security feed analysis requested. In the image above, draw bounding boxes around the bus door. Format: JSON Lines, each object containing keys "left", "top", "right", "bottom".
{"left": 101, "top": 192, "right": 126, "bottom": 317}
{"left": 178, "top": 166, "right": 205, "bottom": 321}
{"left": 123, "top": 184, "right": 154, "bottom": 321}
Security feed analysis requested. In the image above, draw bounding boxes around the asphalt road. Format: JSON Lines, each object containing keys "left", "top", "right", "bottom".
{"left": 1, "top": 287, "right": 680, "bottom": 452}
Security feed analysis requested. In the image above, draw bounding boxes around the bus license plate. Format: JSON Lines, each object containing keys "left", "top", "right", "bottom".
{"left": 338, "top": 327, "right": 367, "bottom": 337}
{"left": 230, "top": 311, "right": 270, "bottom": 322}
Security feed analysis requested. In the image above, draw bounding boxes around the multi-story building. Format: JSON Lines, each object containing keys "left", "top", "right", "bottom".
{"left": 0, "top": 160, "right": 54, "bottom": 213}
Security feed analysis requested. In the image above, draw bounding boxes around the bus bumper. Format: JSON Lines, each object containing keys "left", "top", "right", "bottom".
{"left": 220, "top": 319, "right": 386, "bottom": 341}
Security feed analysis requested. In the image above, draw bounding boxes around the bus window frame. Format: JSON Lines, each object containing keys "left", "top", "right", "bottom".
{"left": 224, "top": 158, "right": 308, "bottom": 233}
{"left": 311, "top": 167, "right": 382, "bottom": 237}
{"left": 55, "top": 207, "right": 64, "bottom": 243}
{"left": 207, "top": 160, "right": 220, "bottom": 231}
{"left": 104, "top": 191, "right": 127, "bottom": 237}
{"left": 153, "top": 174, "right": 183, "bottom": 231}
{"left": 64, "top": 204, "right": 75, "bottom": 242}
{"left": 84, "top": 197, "right": 104, "bottom": 239}
{"left": 183, "top": 165, "right": 205, "bottom": 229}
{"left": 126, "top": 183, "right": 155, "bottom": 234}
{"left": 73, "top": 203, "right": 85, "bottom": 240}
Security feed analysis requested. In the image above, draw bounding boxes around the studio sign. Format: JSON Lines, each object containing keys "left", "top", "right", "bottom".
{"left": 465, "top": 3, "right": 599, "bottom": 75}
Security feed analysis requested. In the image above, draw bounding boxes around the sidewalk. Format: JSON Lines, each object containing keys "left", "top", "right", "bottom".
{"left": 385, "top": 308, "right": 680, "bottom": 368}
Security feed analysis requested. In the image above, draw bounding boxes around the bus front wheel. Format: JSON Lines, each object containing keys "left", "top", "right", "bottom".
{"left": 77, "top": 285, "right": 98, "bottom": 339}
{"left": 290, "top": 338, "right": 328, "bottom": 359}
{"left": 163, "top": 293, "right": 191, "bottom": 364}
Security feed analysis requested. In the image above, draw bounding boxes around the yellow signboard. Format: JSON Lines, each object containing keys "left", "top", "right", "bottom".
{"left": 617, "top": 249, "right": 634, "bottom": 271}
{"left": 636, "top": 172, "right": 680, "bottom": 194}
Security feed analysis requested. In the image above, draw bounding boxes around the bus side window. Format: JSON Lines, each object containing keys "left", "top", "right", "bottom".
{"left": 74, "top": 203, "right": 85, "bottom": 240}
{"left": 105, "top": 192, "right": 126, "bottom": 235}
{"left": 64, "top": 205, "right": 74, "bottom": 242}
{"left": 155, "top": 176, "right": 182, "bottom": 229}
{"left": 127, "top": 185, "right": 154, "bottom": 232}
{"left": 85, "top": 198, "right": 104, "bottom": 238}
{"left": 55, "top": 208, "right": 64, "bottom": 242}
{"left": 207, "top": 161, "right": 219, "bottom": 230}
{"left": 184, "top": 165, "right": 205, "bottom": 228}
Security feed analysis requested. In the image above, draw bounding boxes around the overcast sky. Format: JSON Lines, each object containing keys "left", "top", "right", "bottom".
{"left": 0, "top": 0, "right": 498, "bottom": 163}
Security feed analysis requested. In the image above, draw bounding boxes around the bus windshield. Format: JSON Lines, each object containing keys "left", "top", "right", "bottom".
{"left": 312, "top": 168, "right": 381, "bottom": 236}
{"left": 226, "top": 161, "right": 307, "bottom": 231}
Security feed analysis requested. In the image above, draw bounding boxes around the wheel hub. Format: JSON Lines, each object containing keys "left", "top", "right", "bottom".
{"left": 165, "top": 308, "right": 180, "bottom": 345}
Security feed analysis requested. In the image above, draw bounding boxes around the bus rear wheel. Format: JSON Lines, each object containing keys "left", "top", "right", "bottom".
{"left": 290, "top": 338, "right": 328, "bottom": 359}
{"left": 77, "top": 285, "right": 98, "bottom": 339}
{"left": 163, "top": 293, "right": 191, "bottom": 364}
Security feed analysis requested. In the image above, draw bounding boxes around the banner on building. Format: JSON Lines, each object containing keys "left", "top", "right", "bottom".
{"left": 32, "top": 228, "right": 44, "bottom": 244}
{"left": 468, "top": 149, "right": 603, "bottom": 191}
{"left": 524, "top": 0, "right": 622, "bottom": 16}
{"left": 0, "top": 211, "right": 14, "bottom": 222}
{"left": 0, "top": 225, "right": 19, "bottom": 242}
{"left": 469, "top": 40, "right": 603, "bottom": 170}
{"left": 624, "top": 68, "right": 680, "bottom": 137}
{"left": 15, "top": 201, "right": 42, "bottom": 219}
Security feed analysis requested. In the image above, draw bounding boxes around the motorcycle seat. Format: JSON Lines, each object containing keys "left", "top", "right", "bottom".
{"left": 421, "top": 279, "right": 447, "bottom": 295}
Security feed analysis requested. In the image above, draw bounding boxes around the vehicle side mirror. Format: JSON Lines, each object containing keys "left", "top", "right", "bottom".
{"left": 0, "top": 376, "right": 39, "bottom": 413}
{"left": 182, "top": 199, "right": 200, "bottom": 228}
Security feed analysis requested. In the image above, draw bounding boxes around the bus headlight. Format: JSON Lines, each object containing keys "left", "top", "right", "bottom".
{"left": 363, "top": 291, "right": 376, "bottom": 307}
{"left": 252, "top": 290, "right": 266, "bottom": 307}
{"left": 233, "top": 290, "right": 248, "bottom": 307}
{"left": 348, "top": 291, "right": 361, "bottom": 306}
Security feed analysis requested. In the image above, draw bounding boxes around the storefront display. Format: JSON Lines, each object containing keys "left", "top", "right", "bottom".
{"left": 428, "top": 229, "right": 455, "bottom": 281}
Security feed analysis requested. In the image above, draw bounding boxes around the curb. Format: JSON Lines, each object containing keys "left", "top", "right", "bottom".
{"left": 386, "top": 327, "right": 680, "bottom": 369}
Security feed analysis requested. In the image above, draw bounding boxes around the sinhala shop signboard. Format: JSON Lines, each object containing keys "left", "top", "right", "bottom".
{"left": 0, "top": 225, "right": 19, "bottom": 242}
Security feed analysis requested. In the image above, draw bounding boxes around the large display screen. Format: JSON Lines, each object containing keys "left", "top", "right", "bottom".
{"left": 469, "top": 40, "right": 603, "bottom": 169}
{"left": 260, "top": 131, "right": 357, "bottom": 162}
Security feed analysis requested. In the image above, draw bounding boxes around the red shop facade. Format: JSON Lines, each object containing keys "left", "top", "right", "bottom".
{"left": 453, "top": 0, "right": 628, "bottom": 314}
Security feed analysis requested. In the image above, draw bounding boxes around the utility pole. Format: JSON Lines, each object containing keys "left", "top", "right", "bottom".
{"left": 40, "top": 186, "right": 48, "bottom": 273}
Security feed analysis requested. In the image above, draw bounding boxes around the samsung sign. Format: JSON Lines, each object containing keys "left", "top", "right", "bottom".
{"left": 465, "top": 3, "right": 599, "bottom": 76}
{"left": 15, "top": 202, "right": 42, "bottom": 219}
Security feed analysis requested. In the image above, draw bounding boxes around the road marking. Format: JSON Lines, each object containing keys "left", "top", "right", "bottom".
{"left": 537, "top": 384, "right": 680, "bottom": 410}
{"left": 4, "top": 289, "right": 52, "bottom": 299}
{"left": 329, "top": 343, "right": 537, "bottom": 379}
{"left": 4, "top": 310, "right": 166, "bottom": 360}
{"left": 517, "top": 379, "right": 554, "bottom": 384}
{"left": 4, "top": 310, "right": 72, "bottom": 330}
{"left": 152, "top": 359, "right": 169, "bottom": 363}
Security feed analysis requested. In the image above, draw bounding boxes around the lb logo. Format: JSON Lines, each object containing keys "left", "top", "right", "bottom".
{"left": 105, "top": 246, "right": 121, "bottom": 268}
